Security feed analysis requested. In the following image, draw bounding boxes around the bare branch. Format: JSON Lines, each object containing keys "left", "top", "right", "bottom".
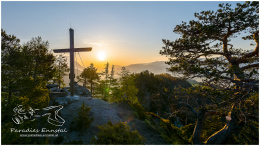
{"left": 241, "top": 63, "right": 259, "bottom": 70}
{"left": 237, "top": 31, "right": 259, "bottom": 63}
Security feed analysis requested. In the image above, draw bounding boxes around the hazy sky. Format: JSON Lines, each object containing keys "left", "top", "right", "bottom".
{"left": 1, "top": 1, "right": 253, "bottom": 68}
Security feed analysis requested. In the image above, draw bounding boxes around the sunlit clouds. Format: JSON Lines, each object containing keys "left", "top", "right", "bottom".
{"left": 84, "top": 40, "right": 104, "bottom": 47}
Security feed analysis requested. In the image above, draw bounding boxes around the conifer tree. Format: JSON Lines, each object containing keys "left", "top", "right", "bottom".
{"left": 53, "top": 54, "right": 69, "bottom": 89}
{"left": 160, "top": 2, "right": 259, "bottom": 144}
{"left": 77, "top": 63, "right": 99, "bottom": 94}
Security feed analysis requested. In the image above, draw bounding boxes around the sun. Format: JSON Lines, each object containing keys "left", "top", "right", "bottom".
{"left": 97, "top": 51, "right": 106, "bottom": 61}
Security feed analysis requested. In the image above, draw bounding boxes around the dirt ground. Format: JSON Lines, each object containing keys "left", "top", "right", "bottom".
{"left": 57, "top": 96, "right": 168, "bottom": 144}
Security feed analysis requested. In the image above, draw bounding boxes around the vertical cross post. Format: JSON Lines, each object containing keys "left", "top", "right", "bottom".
{"left": 69, "top": 28, "right": 75, "bottom": 96}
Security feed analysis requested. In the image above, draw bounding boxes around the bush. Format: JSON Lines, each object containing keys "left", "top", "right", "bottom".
{"left": 91, "top": 121, "right": 145, "bottom": 144}
{"left": 53, "top": 136, "right": 64, "bottom": 144}
{"left": 180, "top": 123, "right": 195, "bottom": 142}
{"left": 130, "top": 102, "right": 146, "bottom": 120}
{"left": 160, "top": 118, "right": 190, "bottom": 144}
{"left": 64, "top": 140, "right": 83, "bottom": 144}
{"left": 1, "top": 120, "right": 49, "bottom": 144}
{"left": 70, "top": 101, "right": 93, "bottom": 132}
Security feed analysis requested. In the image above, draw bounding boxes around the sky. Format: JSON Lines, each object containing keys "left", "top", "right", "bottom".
{"left": 1, "top": 1, "right": 254, "bottom": 69}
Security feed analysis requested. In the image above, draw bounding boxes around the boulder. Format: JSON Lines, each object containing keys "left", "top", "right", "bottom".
{"left": 49, "top": 92, "right": 67, "bottom": 98}
{"left": 49, "top": 87, "right": 61, "bottom": 92}
{"left": 57, "top": 83, "right": 92, "bottom": 97}
{"left": 49, "top": 92, "right": 68, "bottom": 105}
{"left": 61, "top": 88, "right": 70, "bottom": 96}
{"left": 46, "top": 84, "right": 59, "bottom": 89}
{"left": 73, "top": 82, "right": 92, "bottom": 97}
{"left": 54, "top": 96, "right": 80, "bottom": 106}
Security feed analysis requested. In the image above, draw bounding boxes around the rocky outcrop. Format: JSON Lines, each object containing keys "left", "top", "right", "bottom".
{"left": 59, "top": 98, "right": 168, "bottom": 145}
{"left": 61, "top": 87, "right": 70, "bottom": 95}
{"left": 74, "top": 82, "right": 92, "bottom": 97}
{"left": 49, "top": 87, "right": 61, "bottom": 92}
{"left": 54, "top": 96, "right": 80, "bottom": 106}
{"left": 48, "top": 82, "right": 91, "bottom": 106}
{"left": 46, "top": 84, "right": 59, "bottom": 89}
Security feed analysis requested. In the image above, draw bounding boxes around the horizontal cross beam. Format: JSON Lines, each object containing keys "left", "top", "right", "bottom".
{"left": 53, "top": 47, "right": 92, "bottom": 53}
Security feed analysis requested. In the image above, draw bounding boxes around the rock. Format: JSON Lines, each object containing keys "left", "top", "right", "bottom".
{"left": 49, "top": 87, "right": 61, "bottom": 92}
{"left": 57, "top": 82, "right": 92, "bottom": 97}
{"left": 61, "top": 88, "right": 70, "bottom": 96}
{"left": 73, "top": 82, "right": 92, "bottom": 97}
{"left": 46, "top": 84, "right": 59, "bottom": 89}
{"left": 174, "top": 117, "right": 183, "bottom": 128}
{"left": 49, "top": 92, "right": 67, "bottom": 99}
{"left": 49, "top": 92, "right": 67, "bottom": 106}
{"left": 54, "top": 96, "right": 80, "bottom": 106}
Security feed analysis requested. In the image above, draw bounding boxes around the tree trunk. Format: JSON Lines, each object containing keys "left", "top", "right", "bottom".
{"left": 58, "top": 62, "right": 61, "bottom": 89}
{"left": 8, "top": 80, "right": 11, "bottom": 104}
{"left": 205, "top": 109, "right": 239, "bottom": 144}
{"left": 84, "top": 77, "right": 86, "bottom": 88}
{"left": 191, "top": 105, "right": 239, "bottom": 144}
{"left": 192, "top": 108, "right": 206, "bottom": 144}
{"left": 90, "top": 80, "right": 93, "bottom": 94}
{"left": 34, "top": 62, "right": 38, "bottom": 84}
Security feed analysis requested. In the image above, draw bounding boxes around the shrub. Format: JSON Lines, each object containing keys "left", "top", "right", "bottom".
{"left": 1, "top": 121, "right": 43, "bottom": 144}
{"left": 91, "top": 121, "right": 145, "bottom": 144}
{"left": 53, "top": 136, "right": 64, "bottom": 144}
{"left": 160, "top": 118, "right": 190, "bottom": 144}
{"left": 70, "top": 101, "right": 93, "bottom": 132}
{"left": 180, "top": 123, "right": 195, "bottom": 142}
{"left": 64, "top": 140, "right": 83, "bottom": 144}
{"left": 130, "top": 102, "right": 146, "bottom": 120}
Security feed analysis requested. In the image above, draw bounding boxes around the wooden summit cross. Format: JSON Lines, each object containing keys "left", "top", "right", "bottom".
{"left": 53, "top": 28, "right": 92, "bottom": 96}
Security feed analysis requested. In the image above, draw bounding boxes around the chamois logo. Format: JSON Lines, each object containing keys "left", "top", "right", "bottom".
{"left": 12, "top": 105, "right": 65, "bottom": 126}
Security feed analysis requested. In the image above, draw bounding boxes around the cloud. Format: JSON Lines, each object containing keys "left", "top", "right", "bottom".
{"left": 84, "top": 40, "right": 104, "bottom": 47}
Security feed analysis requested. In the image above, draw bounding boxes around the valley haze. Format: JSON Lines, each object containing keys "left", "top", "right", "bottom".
{"left": 63, "top": 61, "right": 173, "bottom": 87}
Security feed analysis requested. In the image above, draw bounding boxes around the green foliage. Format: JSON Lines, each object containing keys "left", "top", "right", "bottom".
{"left": 1, "top": 30, "right": 54, "bottom": 126}
{"left": 71, "top": 101, "right": 93, "bottom": 132}
{"left": 53, "top": 136, "right": 64, "bottom": 144}
{"left": 1, "top": 120, "right": 49, "bottom": 144}
{"left": 180, "top": 123, "right": 195, "bottom": 141}
{"left": 64, "top": 140, "right": 83, "bottom": 144}
{"left": 110, "top": 85, "right": 123, "bottom": 102}
{"left": 118, "top": 67, "right": 139, "bottom": 104}
{"left": 22, "top": 36, "right": 56, "bottom": 82}
{"left": 200, "top": 115, "right": 226, "bottom": 142}
{"left": 1, "top": 122, "right": 25, "bottom": 144}
{"left": 133, "top": 70, "right": 192, "bottom": 118}
{"left": 145, "top": 112, "right": 191, "bottom": 144}
{"left": 53, "top": 54, "right": 69, "bottom": 89}
{"left": 134, "top": 70, "right": 158, "bottom": 98}
{"left": 159, "top": 119, "right": 190, "bottom": 144}
{"left": 77, "top": 63, "right": 99, "bottom": 94}
{"left": 227, "top": 120, "right": 259, "bottom": 144}
{"left": 95, "top": 80, "right": 108, "bottom": 100}
{"left": 91, "top": 121, "right": 145, "bottom": 144}
{"left": 130, "top": 102, "right": 146, "bottom": 120}
{"left": 95, "top": 62, "right": 114, "bottom": 100}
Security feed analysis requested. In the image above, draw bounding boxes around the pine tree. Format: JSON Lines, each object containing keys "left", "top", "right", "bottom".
{"left": 77, "top": 63, "right": 99, "bottom": 94}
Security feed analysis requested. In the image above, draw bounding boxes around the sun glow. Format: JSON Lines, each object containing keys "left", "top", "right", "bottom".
{"left": 97, "top": 51, "right": 106, "bottom": 61}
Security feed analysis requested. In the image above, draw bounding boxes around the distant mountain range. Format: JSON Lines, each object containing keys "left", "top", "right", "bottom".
{"left": 62, "top": 61, "right": 172, "bottom": 87}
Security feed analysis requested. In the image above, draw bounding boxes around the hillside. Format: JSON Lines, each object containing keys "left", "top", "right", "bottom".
{"left": 57, "top": 97, "right": 168, "bottom": 144}
{"left": 125, "top": 61, "right": 171, "bottom": 75}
